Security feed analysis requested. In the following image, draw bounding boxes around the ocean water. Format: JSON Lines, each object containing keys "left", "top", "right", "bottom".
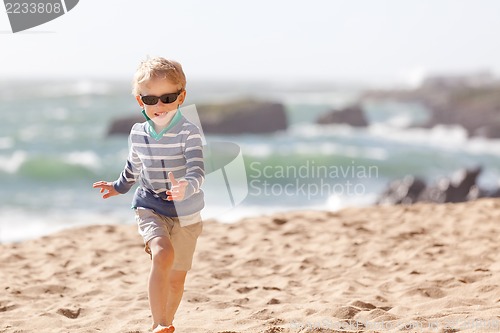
{"left": 1, "top": 79, "right": 500, "bottom": 242}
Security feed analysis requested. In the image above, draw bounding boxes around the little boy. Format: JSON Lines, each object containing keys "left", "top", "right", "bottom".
{"left": 93, "top": 57, "right": 205, "bottom": 333}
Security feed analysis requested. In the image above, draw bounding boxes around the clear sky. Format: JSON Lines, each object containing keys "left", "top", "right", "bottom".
{"left": 1, "top": 0, "right": 500, "bottom": 85}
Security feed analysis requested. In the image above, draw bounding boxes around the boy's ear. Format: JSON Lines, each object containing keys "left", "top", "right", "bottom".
{"left": 178, "top": 90, "right": 186, "bottom": 105}
{"left": 135, "top": 95, "right": 144, "bottom": 108}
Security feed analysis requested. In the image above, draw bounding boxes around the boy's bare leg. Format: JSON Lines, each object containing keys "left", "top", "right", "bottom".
{"left": 148, "top": 237, "right": 174, "bottom": 329}
{"left": 165, "top": 270, "right": 188, "bottom": 325}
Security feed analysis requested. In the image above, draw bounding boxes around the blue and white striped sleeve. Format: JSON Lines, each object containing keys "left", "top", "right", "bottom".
{"left": 182, "top": 125, "right": 205, "bottom": 199}
{"left": 113, "top": 133, "right": 142, "bottom": 194}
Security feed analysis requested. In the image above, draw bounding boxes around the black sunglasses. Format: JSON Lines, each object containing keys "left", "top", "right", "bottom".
{"left": 140, "top": 90, "right": 182, "bottom": 105}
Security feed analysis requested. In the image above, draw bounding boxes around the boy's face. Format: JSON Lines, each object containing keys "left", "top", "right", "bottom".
{"left": 136, "top": 77, "right": 186, "bottom": 128}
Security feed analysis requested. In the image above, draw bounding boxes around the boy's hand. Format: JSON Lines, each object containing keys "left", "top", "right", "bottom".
{"left": 92, "top": 181, "right": 120, "bottom": 199}
{"left": 166, "top": 172, "right": 189, "bottom": 201}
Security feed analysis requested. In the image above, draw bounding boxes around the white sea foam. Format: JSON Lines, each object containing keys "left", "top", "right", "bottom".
{"left": 383, "top": 113, "right": 414, "bottom": 128}
{"left": 64, "top": 151, "right": 102, "bottom": 171}
{"left": 0, "top": 151, "right": 27, "bottom": 173}
{"left": 0, "top": 199, "right": 369, "bottom": 243}
{"left": 289, "top": 123, "right": 355, "bottom": 138}
{"left": 464, "top": 137, "right": 500, "bottom": 156}
{"left": 362, "top": 100, "right": 431, "bottom": 128}
{"left": 368, "top": 123, "right": 468, "bottom": 147}
{"left": 0, "top": 208, "right": 130, "bottom": 243}
{"left": 240, "top": 143, "right": 274, "bottom": 158}
{"left": 367, "top": 124, "right": 500, "bottom": 156}
{"left": 203, "top": 198, "right": 373, "bottom": 224}
{"left": 207, "top": 191, "right": 380, "bottom": 224}
{"left": 295, "top": 122, "right": 500, "bottom": 157}
{"left": 326, "top": 192, "right": 379, "bottom": 211}
{"left": 293, "top": 142, "right": 388, "bottom": 160}
{"left": 0, "top": 137, "right": 14, "bottom": 150}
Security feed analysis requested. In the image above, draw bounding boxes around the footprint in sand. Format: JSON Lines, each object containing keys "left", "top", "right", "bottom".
{"left": 236, "top": 286, "right": 258, "bottom": 294}
{"left": 350, "top": 300, "right": 376, "bottom": 310}
{"left": 57, "top": 307, "right": 81, "bottom": 319}
{"left": 187, "top": 294, "right": 211, "bottom": 303}
{"left": 331, "top": 306, "right": 361, "bottom": 319}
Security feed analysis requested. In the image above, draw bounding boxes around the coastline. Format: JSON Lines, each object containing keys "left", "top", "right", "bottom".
{"left": 1, "top": 198, "right": 499, "bottom": 333}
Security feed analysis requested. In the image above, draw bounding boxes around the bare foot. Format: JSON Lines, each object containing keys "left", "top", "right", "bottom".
{"left": 152, "top": 324, "right": 175, "bottom": 333}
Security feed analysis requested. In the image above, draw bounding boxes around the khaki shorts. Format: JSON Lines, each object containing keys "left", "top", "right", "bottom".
{"left": 134, "top": 208, "right": 203, "bottom": 271}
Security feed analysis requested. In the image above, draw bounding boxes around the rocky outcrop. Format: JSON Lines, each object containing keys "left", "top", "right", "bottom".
{"left": 361, "top": 73, "right": 500, "bottom": 138}
{"left": 419, "top": 167, "right": 482, "bottom": 203}
{"left": 107, "top": 114, "right": 143, "bottom": 136}
{"left": 196, "top": 100, "right": 287, "bottom": 134}
{"left": 107, "top": 100, "right": 287, "bottom": 136}
{"left": 377, "top": 176, "right": 426, "bottom": 205}
{"left": 316, "top": 104, "right": 368, "bottom": 127}
{"left": 376, "top": 166, "right": 500, "bottom": 205}
{"left": 430, "top": 88, "right": 500, "bottom": 138}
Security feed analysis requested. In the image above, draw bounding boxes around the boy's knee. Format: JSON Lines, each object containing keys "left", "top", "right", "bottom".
{"left": 152, "top": 247, "right": 174, "bottom": 268}
{"left": 149, "top": 237, "right": 174, "bottom": 269}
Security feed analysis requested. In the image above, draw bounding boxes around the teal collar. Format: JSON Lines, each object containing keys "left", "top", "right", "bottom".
{"left": 141, "top": 107, "right": 183, "bottom": 141}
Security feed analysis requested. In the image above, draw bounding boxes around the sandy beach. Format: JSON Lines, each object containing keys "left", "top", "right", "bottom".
{"left": 1, "top": 199, "right": 499, "bottom": 333}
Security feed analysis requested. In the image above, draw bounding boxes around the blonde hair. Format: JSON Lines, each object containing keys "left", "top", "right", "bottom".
{"left": 132, "top": 56, "right": 186, "bottom": 95}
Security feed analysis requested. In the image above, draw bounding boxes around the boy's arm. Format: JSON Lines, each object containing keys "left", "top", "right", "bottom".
{"left": 113, "top": 137, "right": 142, "bottom": 194}
{"left": 181, "top": 127, "right": 205, "bottom": 200}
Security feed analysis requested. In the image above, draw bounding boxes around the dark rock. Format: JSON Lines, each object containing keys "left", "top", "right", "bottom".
{"left": 197, "top": 100, "right": 287, "bottom": 134}
{"left": 360, "top": 78, "right": 500, "bottom": 138}
{"left": 473, "top": 122, "right": 500, "bottom": 139}
{"left": 417, "top": 178, "right": 448, "bottom": 204}
{"left": 377, "top": 167, "right": 494, "bottom": 205}
{"left": 106, "top": 100, "right": 288, "bottom": 136}
{"left": 107, "top": 115, "right": 143, "bottom": 136}
{"left": 376, "top": 175, "right": 426, "bottom": 205}
{"left": 419, "top": 167, "right": 482, "bottom": 203}
{"left": 447, "top": 166, "right": 482, "bottom": 202}
{"left": 361, "top": 75, "right": 500, "bottom": 138}
{"left": 475, "top": 185, "right": 500, "bottom": 199}
{"left": 316, "top": 104, "right": 368, "bottom": 127}
{"left": 425, "top": 88, "right": 500, "bottom": 139}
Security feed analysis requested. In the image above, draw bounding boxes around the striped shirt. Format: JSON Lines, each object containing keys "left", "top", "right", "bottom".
{"left": 113, "top": 111, "right": 205, "bottom": 217}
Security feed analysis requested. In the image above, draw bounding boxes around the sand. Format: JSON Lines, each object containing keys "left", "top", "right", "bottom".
{"left": 1, "top": 198, "right": 499, "bottom": 333}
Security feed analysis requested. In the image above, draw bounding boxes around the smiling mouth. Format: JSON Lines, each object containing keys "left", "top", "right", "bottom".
{"left": 154, "top": 111, "right": 169, "bottom": 117}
